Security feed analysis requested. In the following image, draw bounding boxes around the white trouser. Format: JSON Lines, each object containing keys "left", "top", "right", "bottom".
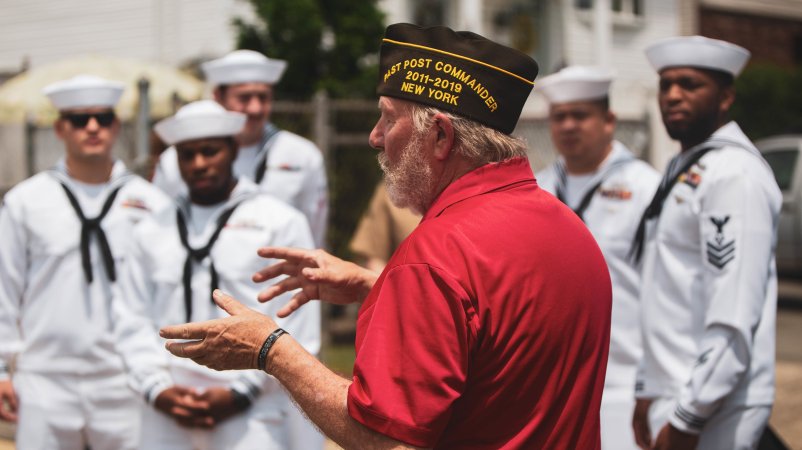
{"left": 14, "top": 370, "right": 140, "bottom": 450}
{"left": 139, "top": 399, "right": 289, "bottom": 450}
{"left": 600, "top": 390, "right": 639, "bottom": 450}
{"left": 648, "top": 397, "right": 771, "bottom": 450}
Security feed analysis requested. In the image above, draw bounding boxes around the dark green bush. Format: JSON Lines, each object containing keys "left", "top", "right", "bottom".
{"left": 732, "top": 63, "right": 802, "bottom": 140}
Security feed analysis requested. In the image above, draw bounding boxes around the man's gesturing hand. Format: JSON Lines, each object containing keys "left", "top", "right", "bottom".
{"left": 253, "top": 247, "right": 378, "bottom": 317}
{"left": 161, "top": 290, "right": 277, "bottom": 371}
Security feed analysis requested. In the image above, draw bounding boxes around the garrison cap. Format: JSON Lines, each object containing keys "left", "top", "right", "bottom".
{"left": 378, "top": 23, "right": 539, "bottom": 135}
{"left": 154, "top": 100, "right": 246, "bottom": 146}
{"left": 646, "top": 36, "right": 750, "bottom": 77}
{"left": 43, "top": 75, "right": 124, "bottom": 111}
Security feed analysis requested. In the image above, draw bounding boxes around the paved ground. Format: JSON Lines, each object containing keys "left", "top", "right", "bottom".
{"left": 770, "top": 278, "right": 802, "bottom": 449}
{"left": 4, "top": 279, "right": 802, "bottom": 449}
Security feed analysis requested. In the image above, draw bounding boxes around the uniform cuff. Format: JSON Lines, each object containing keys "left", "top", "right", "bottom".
{"left": 142, "top": 373, "right": 173, "bottom": 405}
{"left": 0, "top": 361, "right": 10, "bottom": 381}
{"left": 669, "top": 403, "right": 708, "bottom": 434}
{"left": 634, "top": 379, "right": 658, "bottom": 399}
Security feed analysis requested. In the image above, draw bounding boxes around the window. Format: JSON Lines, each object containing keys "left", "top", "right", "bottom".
{"left": 411, "top": 0, "right": 446, "bottom": 27}
{"left": 763, "top": 149, "right": 799, "bottom": 191}
{"left": 576, "top": 0, "right": 643, "bottom": 17}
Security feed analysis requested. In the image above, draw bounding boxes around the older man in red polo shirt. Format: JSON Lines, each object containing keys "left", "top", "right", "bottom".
{"left": 160, "top": 23, "right": 612, "bottom": 449}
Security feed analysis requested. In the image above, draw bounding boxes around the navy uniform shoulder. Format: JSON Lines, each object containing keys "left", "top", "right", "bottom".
{"left": 4, "top": 171, "right": 59, "bottom": 200}
{"left": 120, "top": 175, "right": 173, "bottom": 212}
{"left": 273, "top": 131, "right": 324, "bottom": 164}
{"left": 240, "top": 192, "right": 308, "bottom": 226}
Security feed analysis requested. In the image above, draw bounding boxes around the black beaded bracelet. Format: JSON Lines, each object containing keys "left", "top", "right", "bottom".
{"left": 257, "top": 328, "right": 288, "bottom": 371}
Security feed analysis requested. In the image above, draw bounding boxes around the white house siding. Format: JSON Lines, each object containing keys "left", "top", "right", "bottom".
{"left": 0, "top": 0, "right": 255, "bottom": 73}
{"left": 562, "top": 0, "right": 678, "bottom": 88}
{"left": 556, "top": 0, "right": 682, "bottom": 168}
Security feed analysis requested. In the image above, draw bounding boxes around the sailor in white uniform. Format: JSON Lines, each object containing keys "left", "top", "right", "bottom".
{"left": 0, "top": 75, "right": 171, "bottom": 449}
{"left": 153, "top": 50, "right": 329, "bottom": 249}
{"left": 115, "top": 100, "right": 323, "bottom": 450}
{"left": 535, "top": 66, "right": 660, "bottom": 450}
{"left": 631, "top": 37, "right": 781, "bottom": 450}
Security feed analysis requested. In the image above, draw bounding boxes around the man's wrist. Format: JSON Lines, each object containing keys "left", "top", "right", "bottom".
{"left": 358, "top": 268, "right": 379, "bottom": 301}
{"left": 264, "top": 330, "right": 296, "bottom": 376}
{"left": 258, "top": 328, "right": 289, "bottom": 372}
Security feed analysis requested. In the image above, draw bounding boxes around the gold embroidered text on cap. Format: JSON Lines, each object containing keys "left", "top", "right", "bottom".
{"left": 378, "top": 23, "right": 539, "bottom": 135}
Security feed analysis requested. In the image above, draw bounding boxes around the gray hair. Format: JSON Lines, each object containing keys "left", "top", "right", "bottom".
{"left": 409, "top": 104, "right": 528, "bottom": 166}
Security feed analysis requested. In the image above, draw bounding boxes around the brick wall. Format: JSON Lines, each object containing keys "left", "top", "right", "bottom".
{"left": 700, "top": 7, "right": 802, "bottom": 67}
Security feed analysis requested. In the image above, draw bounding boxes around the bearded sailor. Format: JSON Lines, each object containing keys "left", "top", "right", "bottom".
{"left": 631, "top": 36, "right": 781, "bottom": 450}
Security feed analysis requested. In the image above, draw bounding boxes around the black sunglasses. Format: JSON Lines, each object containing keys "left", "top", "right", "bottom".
{"left": 61, "top": 111, "right": 116, "bottom": 128}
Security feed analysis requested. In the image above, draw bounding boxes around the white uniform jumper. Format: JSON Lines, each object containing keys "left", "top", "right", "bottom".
{"left": 0, "top": 160, "right": 170, "bottom": 450}
{"left": 634, "top": 122, "right": 781, "bottom": 448}
{"left": 537, "top": 141, "right": 660, "bottom": 450}
{"left": 153, "top": 124, "right": 329, "bottom": 248}
{"left": 114, "top": 179, "right": 323, "bottom": 450}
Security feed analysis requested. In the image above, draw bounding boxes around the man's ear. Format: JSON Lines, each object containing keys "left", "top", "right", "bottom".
{"left": 54, "top": 118, "right": 67, "bottom": 140}
{"left": 110, "top": 117, "right": 122, "bottom": 135}
{"left": 719, "top": 85, "right": 735, "bottom": 116}
{"left": 213, "top": 87, "right": 224, "bottom": 104}
{"left": 606, "top": 110, "right": 617, "bottom": 125}
{"left": 229, "top": 140, "right": 239, "bottom": 160}
{"left": 604, "top": 110, "right": 617, "bottom": 136}
{"left": 431, "top": 113, "right": 455, "bottom": 161}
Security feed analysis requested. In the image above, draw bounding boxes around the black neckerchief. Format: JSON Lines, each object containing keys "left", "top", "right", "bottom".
{"left": 176, "top": 203, "right": 240, "bottom": 322}
{"left": 629, "top": 138, "right": 748, "bottom": 263}
{"left": 555, "top": 150, "right": 634, "bottom": 221}
{"left": 253, "top": 124, "right": 282, "bottom": 184}
{"left": 59, "top": 183, "right": 124, "bottom": 284}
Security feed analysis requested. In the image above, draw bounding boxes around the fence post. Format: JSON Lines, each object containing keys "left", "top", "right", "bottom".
{"left": 135, "top": 77, "right": 151, "bottom": 171}
{"left": 312, "top": 90, "right": 330, "bottom": 157}
{"left": 25, "top": 116, "right": 36, "bottom": 177}
{"left": 311, "top": 90, "right": 335, "bottom": 356}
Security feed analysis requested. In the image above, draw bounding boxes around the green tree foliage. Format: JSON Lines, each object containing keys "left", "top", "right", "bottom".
{"left": 731, "top": 63, "right": 802, "bottom": 140}
{"left": 233, "top": 0, "right": 385, "bottom": 100}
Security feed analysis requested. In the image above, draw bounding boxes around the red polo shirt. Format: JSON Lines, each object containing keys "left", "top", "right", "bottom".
{"left": 347, "top": 157, "right": 612, "bottom": 449}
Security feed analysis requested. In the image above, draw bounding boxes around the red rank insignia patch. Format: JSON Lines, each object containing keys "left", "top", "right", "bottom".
{"left": 679, "top": 169, "right": 702, "bottom": 189}
{"left": 599, "top": 187, "right": 632, "bottom": 200}
{"left": 121, "top": 198, "right": 150, "bottom": 211}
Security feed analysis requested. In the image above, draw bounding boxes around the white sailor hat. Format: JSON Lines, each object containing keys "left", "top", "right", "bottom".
{"left": 154, "top": 100, "right": 246, "bottom": 145}
{"left": 43, "top": 75, "right": 124, "bottom": 111}
{"left": 645, "top": 36, "right": 750, "bottom": 77}
{"left": 535, "top": 66, "right": 613, "bottom": 104}
{"left": 201, "top": 50, "right": 287, "bottom": 87}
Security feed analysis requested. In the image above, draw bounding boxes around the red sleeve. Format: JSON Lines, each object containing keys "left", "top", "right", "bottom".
{"left": 347, "top": 263, "right": 473, "bottom": 447}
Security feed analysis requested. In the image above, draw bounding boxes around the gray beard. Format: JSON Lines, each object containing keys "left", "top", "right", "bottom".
{"left": 378, "top": 132, "right": 435, "bottom": 215}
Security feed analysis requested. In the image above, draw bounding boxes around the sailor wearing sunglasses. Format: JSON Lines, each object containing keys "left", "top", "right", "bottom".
{"left": 0, "top": 75, "right": 170, "bottom": 449}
